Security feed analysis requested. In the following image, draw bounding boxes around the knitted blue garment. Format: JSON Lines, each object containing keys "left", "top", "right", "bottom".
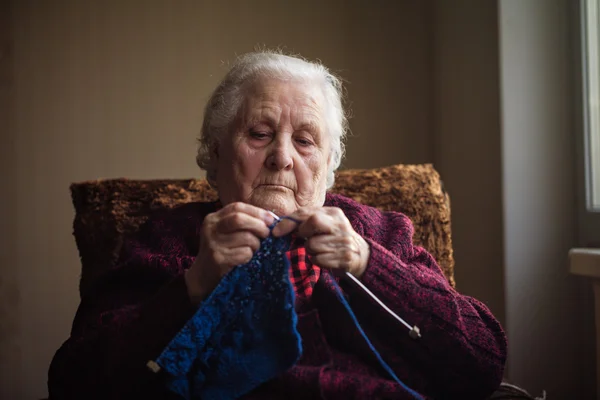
{"left": 154, "top": 231, "right": 301, "bottom": 400}
{"left": 155, "top": 220, "right": 423, "bottom": 400}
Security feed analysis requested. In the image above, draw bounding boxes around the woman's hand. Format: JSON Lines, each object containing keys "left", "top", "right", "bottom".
{"left": 185, "top": 202, "right": 275, "bottom": 305}
{"left": 271, "top": 207, "right": 370, "bottom": 278}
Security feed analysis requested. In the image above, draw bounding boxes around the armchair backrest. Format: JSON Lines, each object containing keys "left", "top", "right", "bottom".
{"left": 70, "top": 164, "right": 454, "bottom": 297}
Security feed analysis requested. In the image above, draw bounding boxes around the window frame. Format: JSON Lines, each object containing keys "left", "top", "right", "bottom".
{"left": 575, "top": 0, "right": 600, "bottom": 247}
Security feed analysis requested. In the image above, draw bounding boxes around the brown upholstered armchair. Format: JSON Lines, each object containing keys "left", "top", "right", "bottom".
{"left": 67, "top": 164, "right": 538, "bottom": 399}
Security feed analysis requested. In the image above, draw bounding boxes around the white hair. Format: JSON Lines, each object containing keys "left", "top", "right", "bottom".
{"left": 196, "top": 50, "right": 348, "bottom": 188}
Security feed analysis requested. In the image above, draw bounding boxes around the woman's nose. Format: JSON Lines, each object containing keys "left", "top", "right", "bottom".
{"left": 266, "top": 139, "right": 294, "bottom": 171}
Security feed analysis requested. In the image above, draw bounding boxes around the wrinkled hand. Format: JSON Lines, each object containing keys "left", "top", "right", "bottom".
{"left": 272, "top": 207, "right": 370, "bottom": 278}
{"left": 185, "top": 202, "right": 275, "bottom": 304}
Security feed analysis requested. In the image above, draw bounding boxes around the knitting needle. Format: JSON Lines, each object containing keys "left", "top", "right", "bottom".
{"left": 268, "top": 210, "right": 421, "bottom": 340}
{"left": 344, "top": 272, "right": 421, "bottom": 339}
{"left": 267, "top": 210, "right": 281, "bottom": 222}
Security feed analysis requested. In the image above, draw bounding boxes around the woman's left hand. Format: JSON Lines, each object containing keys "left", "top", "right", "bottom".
{"left": 271, "top": 207, "right": 370, "bottom": 278}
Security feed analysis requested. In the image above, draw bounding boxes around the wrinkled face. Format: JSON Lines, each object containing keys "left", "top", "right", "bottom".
{"left": 215, "top": 78, "right": 331, "bottom": 216}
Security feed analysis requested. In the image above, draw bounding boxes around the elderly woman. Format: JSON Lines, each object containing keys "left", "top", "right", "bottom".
{"left": 48, "top": 51, "right": 506, "bottom": 400}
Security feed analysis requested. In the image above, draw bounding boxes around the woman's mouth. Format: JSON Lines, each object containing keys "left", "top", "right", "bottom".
{"left": 260, "top": 184, "right": 291, "bottom": 191}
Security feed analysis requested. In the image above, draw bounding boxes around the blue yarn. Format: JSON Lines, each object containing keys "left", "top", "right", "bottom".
{"left": 155, "top": 218, "right": 422, "bottom": 399}
{"left": 329, "top": 279, "right": 424, "bottom": 400}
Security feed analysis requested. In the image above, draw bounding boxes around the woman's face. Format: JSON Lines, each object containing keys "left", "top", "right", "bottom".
{"left": 215, "top": 78, "right": 331, "bottom": 216}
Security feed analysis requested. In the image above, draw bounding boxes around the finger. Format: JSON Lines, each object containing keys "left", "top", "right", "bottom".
{"left": 271, "top": 217, "right": 301, "bottom": 237}
{"left": 227, "top": 246, "right": 255, "bottom": 266}
{"left": 296, "top": 213, "right": 335, "bottom": 238}
{"left": 271, "top": 207, "right": 319, "bottom": 237}
{"left": 215, "top": 246, "right": 255, "bottom": 268}
{"left": 305, "top": 234, "right": 355, "bottom": 254}
{"left": 216, "top": 231, "right": 262, "bottom": 253}
{"left": 306, "top": 234, "right": 360, "bottom": 273}
{"left": 217, "top": 212, "right": 272, "bottom": 238}
{"left": 309, "top": 252, "right": 355, "bottom": 275}
{"left": 220, "top": 202, "right": 275, "bottom": 225}
{"left": 273, "top": 207, "right": 320, "bottom": 237}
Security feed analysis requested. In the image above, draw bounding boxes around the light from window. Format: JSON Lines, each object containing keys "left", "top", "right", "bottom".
{"left": 584, "top": 0, "right": 600, "bottom": 210}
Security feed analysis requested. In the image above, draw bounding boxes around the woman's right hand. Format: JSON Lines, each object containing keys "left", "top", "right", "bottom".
{"left": 184, "top": 202, "right": 275, "bottom": 305}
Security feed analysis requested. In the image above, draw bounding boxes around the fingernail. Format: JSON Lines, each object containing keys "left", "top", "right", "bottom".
{"left": 263, "top": 211, "right": 276, "bottom": 224}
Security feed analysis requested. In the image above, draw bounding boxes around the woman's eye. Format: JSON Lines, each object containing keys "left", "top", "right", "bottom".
{"left": 295, "top": 138, "right": 313, "bottom": 147}
{"left": 249, "top": 131, "right": 270, "bottom": 140}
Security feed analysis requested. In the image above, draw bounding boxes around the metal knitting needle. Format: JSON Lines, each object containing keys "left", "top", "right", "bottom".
{"left": 268, "top": 209, "right": 421, "bottom": 340}
{"left": 267, "top": 210, "right": 281, "bottom": 222}
{"left": 344, "top": 272, "right": 421, "bottom": 339}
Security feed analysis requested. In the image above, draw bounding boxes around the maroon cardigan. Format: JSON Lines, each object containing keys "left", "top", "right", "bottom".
{"left": 48, "top": 193, "right": 507, "bottom": 399}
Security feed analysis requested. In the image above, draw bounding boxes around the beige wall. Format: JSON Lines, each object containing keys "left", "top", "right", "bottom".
{"left": 343, "top": 0, "right": 434, "bottom": 168}
{"left": 1, "top": 1, "right": 19, "bottom": 399}
{"left": 5, "top": 1, "right": 435, "bottom": 398}
{"left": 431, "top": 0, "right": 505, "bottom": 328}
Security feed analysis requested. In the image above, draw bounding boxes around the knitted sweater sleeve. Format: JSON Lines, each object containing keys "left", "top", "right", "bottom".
{"left": 47, "top": 206, "right": 204, "bottom": 400}
{"left": 340, "top": 201, "right": 507, "bottom": 399}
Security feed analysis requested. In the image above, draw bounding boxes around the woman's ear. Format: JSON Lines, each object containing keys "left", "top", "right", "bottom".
{"left": 327, "top": 149, "right": 334, "bottom": 170}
